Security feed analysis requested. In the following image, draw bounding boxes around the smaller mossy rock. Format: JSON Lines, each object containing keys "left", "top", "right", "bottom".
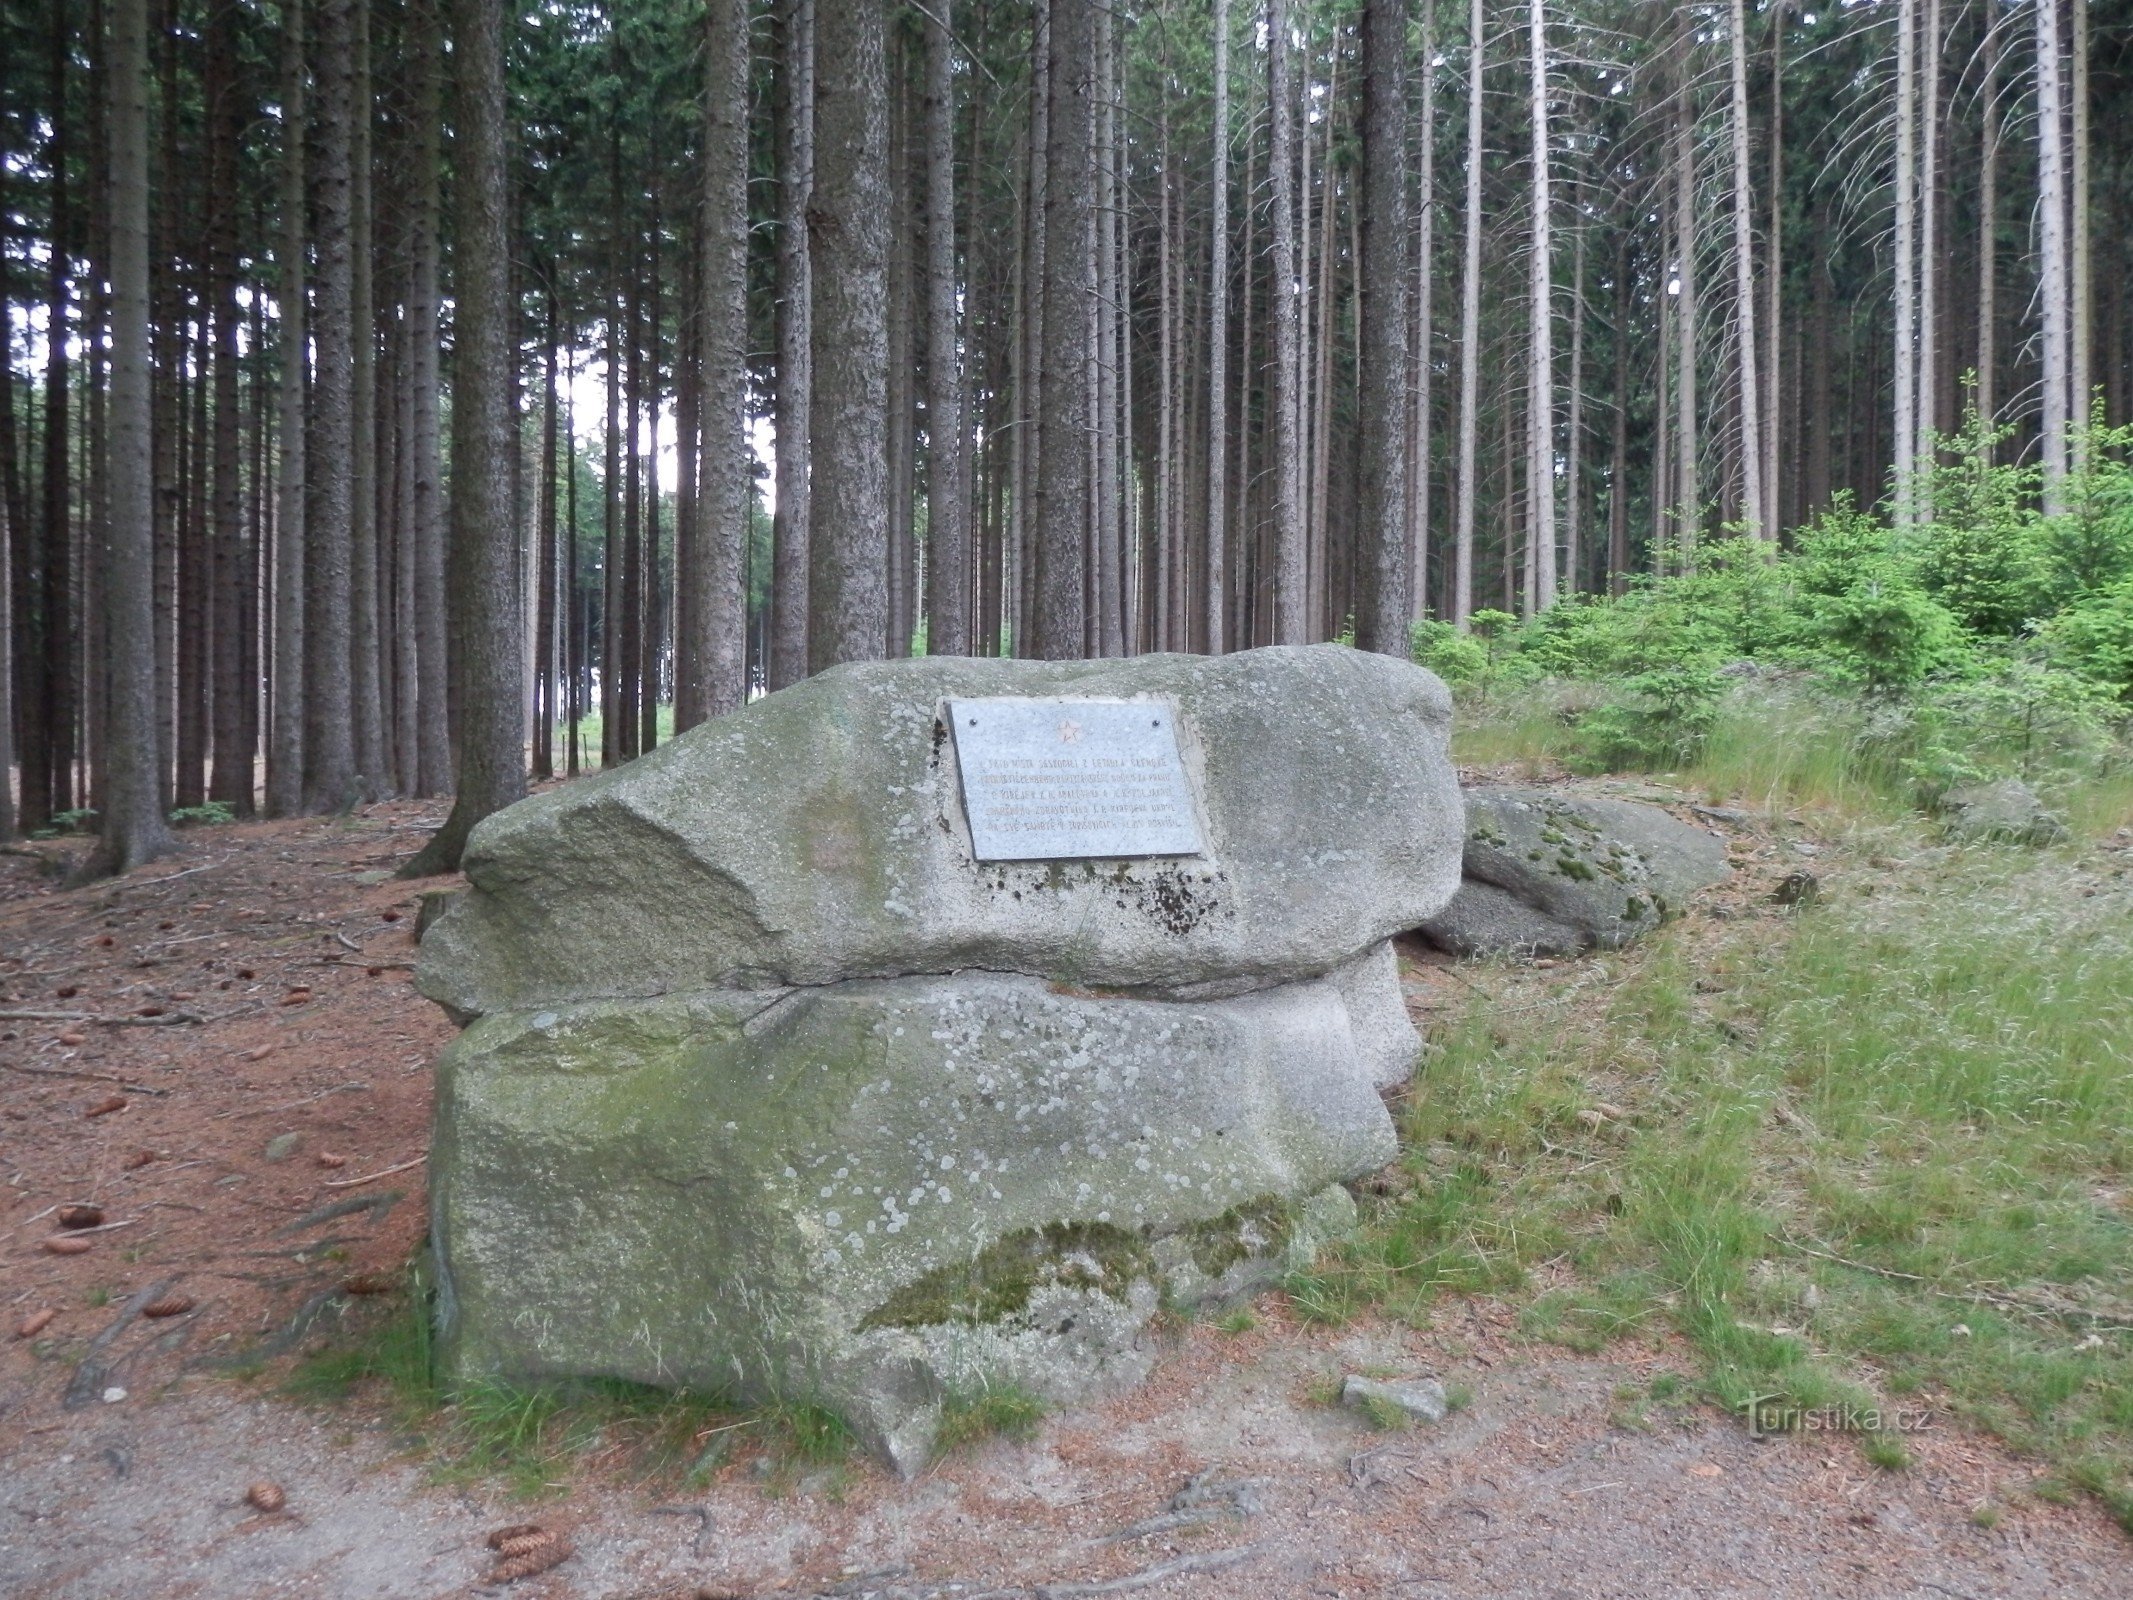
{"left": 431, "top": 963, "right": 1399, "bottom": 1473}
{"left": 1416, "top": 879, "right": 1587, "bottom": 959}
{"left": 1418, "top": 788, "right": 1729, "bottom": 957}
{"left": 1939, "top": 779, "right": 2071, "bottom": 846}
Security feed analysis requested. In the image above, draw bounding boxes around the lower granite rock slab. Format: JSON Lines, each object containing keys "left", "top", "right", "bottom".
{"left": 430, "top": 952, "right": 1410, "bottom": 1472}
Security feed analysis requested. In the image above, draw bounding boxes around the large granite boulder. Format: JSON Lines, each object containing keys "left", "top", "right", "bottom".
{"left": 421, "top": 646, "right": 1461, "bottom": 1469}
{"left": 433, "top": 967, "right": 1395, "bottom": 1471}
{"left": 418, "top": 647, "right": 1463, "bottom": 1020}
{"left": 1419, "top": 788, "right": 1730, "bottom": 957}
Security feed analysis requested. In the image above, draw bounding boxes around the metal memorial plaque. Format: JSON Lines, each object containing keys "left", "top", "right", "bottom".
{"left": 947, "top": 698, "right": 1205, "bottom": 862}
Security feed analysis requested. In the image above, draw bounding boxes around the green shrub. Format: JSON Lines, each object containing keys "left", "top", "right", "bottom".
{"left": 1809, "top": 580, "right": 1963, "bottom": 690}
{"left": 1410, "top": 619, "right": 1488, "bottom": 686}
{"left": 1574, "top": 660, "right": 1730, "bottom": 771}
{"left": 2049, "top": 579, "right": 2133, "bottom": 701}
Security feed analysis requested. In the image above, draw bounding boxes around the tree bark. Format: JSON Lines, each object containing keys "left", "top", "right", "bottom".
{"left": 266, "top": 0, "right": 307, "bottom": 817}
{"left": 301, "top": 0, "right": 357, "bottom": 813}
{"left": 1525, "top": 0, "right": 1555, "bottom": 611}
{"left": 1608, "top": 231, "right": 1629, "bottom": 591}
{"left": 1030, "top": 0, "right": 1093, "bottom": 658}
{"left": 1892, "top": 0, "right": 1918, "bottom": 518}
{"left": 808, "top": 0, "right": 893, "bottom": 669}
{"left": 1729, "top": 0, "right": 1764, "bottom": 539}
{"left": 886, "top": 50, "right": 917, "bottom": 658}
{"left": 1409, "top": 0, "right": 1435, "bottom": 622}
{"left": 1763, "top": 0, "right": 1784, "bottom": 533}
{"left": 1565, "top": 185, "right": 1584, "bottom": 593}
{"left": 1915, "top": 0, "right": 1940, "bottom": 517}
{"left": 1203, "top": 0, "right": 1231, "bottom": 654}
{"left": 2071, "top": 0, "right": 2090, "bottom": 468}
{"left": 349, "top": 0, "right": 383, "bottom": 790}
{"left": 920, "top": 0, "right": 969, "bottom": 658}
{"left": 1672, "top": 30, "right": 1699, "bottom": 560}
{"left": 770, "top": 0, "right": 813, "bottom": 687}
{"left": 406, "top": 0, "right": 450, "bottom": 794}
{"left": 402, "top": 0, "right": 521, "bottom": 877}
{"left": 1451, "top": 0, "right": 1482, "bottom": 626}
{"left": 206, "top": 0, "right": 251, "bottom": 812}
{"left": 1354, "top": 0, "right": 1410, "bottom": 653}
{"left": 1976, "top": 0, "right": 1998, "bottom": 430}
{"left": 1268, "top": 0, "right": 1304, "bottom": 641}
{"left": 2037, "top": 0, "right": 2068, "bottom": 511}
{"left": 685, "top": 0, "right": 751, "bottom": 722}
{"left": 82, "top": 0, "right": 175, "bottom": 878}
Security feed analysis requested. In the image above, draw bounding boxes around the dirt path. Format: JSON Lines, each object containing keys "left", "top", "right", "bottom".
{"left": 3, "top": 808, "right": 2126, "bottom": 1599}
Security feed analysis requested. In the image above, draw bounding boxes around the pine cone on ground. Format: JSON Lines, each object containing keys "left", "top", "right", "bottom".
{"left": 484, "top": 1532, "right": 572, "bottom": 1584}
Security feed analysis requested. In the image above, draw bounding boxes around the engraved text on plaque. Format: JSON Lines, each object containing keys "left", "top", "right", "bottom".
{"left": 947, "top": 698, "right": 1205, "bottom": 862}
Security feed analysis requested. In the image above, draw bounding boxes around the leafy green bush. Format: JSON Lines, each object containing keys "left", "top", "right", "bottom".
{"left": 1573, "top": 660, "right": 1731, "bottom": 772}
{"left": 1409, "top": 618, "right": 1487, "bottom": 686}
{"left": 2048, "top": 579, "right": 2133, "bottom": 701}
{"left": 1808, "top": 579, "right": 1963, "bottom": 690}
{"left": 169, "top": 799, "right": 238, "bottom": 827}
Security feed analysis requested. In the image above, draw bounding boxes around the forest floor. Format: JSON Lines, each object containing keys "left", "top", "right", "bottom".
{"left": 2, "top": 785, "right": 2129, "bottom": 1599}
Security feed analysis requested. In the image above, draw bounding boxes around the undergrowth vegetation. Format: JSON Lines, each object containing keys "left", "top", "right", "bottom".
{"left": 1414, "top": 410, "right": 2133, "bottom": 820}
{"left": 1294, "top": 690, "right": 2133, "bottom": 1526}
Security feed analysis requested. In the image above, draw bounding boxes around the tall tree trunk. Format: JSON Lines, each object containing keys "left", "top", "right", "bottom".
{"left": 266, "top": 0, "right": 306, "bottom": 817}
{"left": 1976, "top": 0, "right": 1998, "bottom": 430}
{"left": 1204, "top": 0, "right": 1231, "bottom": 654}
{"left": 886, "top": 52, "right": 917, "bottom": 659}
{"left": 1030, "top": 0, "right": 1092, "bottom": 658}
{"left": 1565, "top": 187, "right": 1584, "bottom": 593}
{"left": 770, "top": 0, "right": 813, "bottom": 687}
{"left": 1673, "top": 33, "right": 1699, "bottom": 560}
{"left": 1608, "top": 231, "right": 1629, "bottom": 591}
{"left": 1654, "top": 181, "right": 1672, "bottom": 576}
{"left": 1093, "top": 2, "right": 1124, "bottom": 656}
{"left": 402, "top": 0, "right": 520, "bottom": 876}
{"left": 1451, "top": 0, "right": 1483, "bottom": 626}
{"left": 1915, "top": 0, "right": 1940, "bottom": 518}
{"left": 1354, "top": 0, "right": 1410, "bottom": 653}
{"left": 1729, "top": 0, "right": 1764, "bottom": 539}
{"left": 407, "top": 0, "right": 449, "bottom": 794}
{"left": 534, "top": 281, "right": 558, "bottom": 777}
{"left": 1525, "top": 0, "right": 1555, "bottom": 611}
{"left": 1409, "top": 0, "right": 1435, "bottom": 622}
{"left": 921, "top": 0, "right": 969, "bottom": 657}
{"left": 301, "top": 0, "right": 356, "bottom": 813}
{"left": 206, "top": 0, "right": 250, "bottom": 812}
{"left": 348, "top": 0, "right": 382, "bottom": 791}
{"left": 2037, "top": 0, "right": 2068, "bottom": 512}
{"left": 808, "top": 0, "right": 892, "bottom": 668}
{"left": 2070, "top": 0, "right": 2091, "bottom": 467}
{"left": 1268, "top": 0, "right": 1304, "bottom": 641}
{"left": 1807, "top": 246, "right": 1833, "bottom": 514}
{"left": 40, "top": 0, "right": 76, "bottom": 825}
{"left": 0, "top": 336, "right": 14, "bottom": 840}
{"left": 640, "top": 236, "right": 662, "bottom": 753}
{"left": 1763, "top": 0, "right": 1784, "bottom": 533}
{"left": 83, "top": 0, "right": 174, "bottom": 877}
{"left": 1306, "top": 67, "right": 1337, "bottom": 635}
{"left": 1015, "top": 0, "right": 1050, "bottom": 654}
{"left": 685, "top": 0, "right": 750, "bottom": 722}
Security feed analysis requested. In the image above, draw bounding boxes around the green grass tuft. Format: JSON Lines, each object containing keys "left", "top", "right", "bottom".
{"left": 935, "top": 1384, "right": 1048, "bottom": 1452}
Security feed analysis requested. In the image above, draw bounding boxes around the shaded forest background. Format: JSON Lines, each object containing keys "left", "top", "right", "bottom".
{"left": 3, "top": 0, "right": 2131, "bottom": 869}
